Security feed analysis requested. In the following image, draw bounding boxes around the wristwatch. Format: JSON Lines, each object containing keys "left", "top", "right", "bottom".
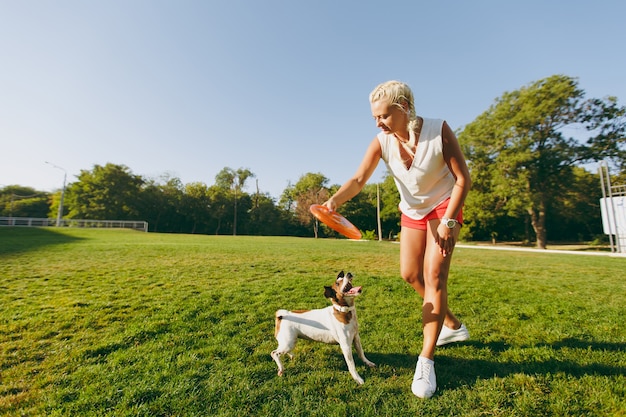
{"left": 441, "top": 218, "right": 458, "bottom": 229}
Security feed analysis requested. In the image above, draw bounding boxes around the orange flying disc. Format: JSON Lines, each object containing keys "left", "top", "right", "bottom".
{"left": 309, "top": 204, "right": 362, "bottom": 240}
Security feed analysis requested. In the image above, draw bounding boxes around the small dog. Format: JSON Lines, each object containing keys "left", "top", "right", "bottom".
{"left": 271, "top": 271, "right": 376, "bottom": 384}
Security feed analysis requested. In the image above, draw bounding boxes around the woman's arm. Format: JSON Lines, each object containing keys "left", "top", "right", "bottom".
{"left": 325, "top": 137, "right": 382, "bottom": 211}
{"left": 441, "top": 121, "right": 471, "bottom": 220}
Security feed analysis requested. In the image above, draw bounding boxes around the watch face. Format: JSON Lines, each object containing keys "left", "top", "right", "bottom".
{"left": 446, "top": 219, "right": 457, "bottom": 228}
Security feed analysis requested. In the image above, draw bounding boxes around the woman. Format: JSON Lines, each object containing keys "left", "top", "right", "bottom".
{"left": 323, "top": 80, "right": 471, "bottom": 398}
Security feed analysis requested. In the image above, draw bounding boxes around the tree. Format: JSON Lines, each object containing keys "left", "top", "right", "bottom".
{"left": 548, "top": 167, "right": 604, "bottom": 241}
{"left": 0, "top": 186, "right": 50, "bottom": 218}
{"left": 65, "top": 163, "right": 144, "bottom": 220}
{"left": 206, "top": 185, "right": 231, "bottom": 235}
{"left": 459, "top": 75, "right": 626, "bottom": 248}
{"left": 378, "top": 174, "right": 401, "bottom": 239}
{"left": 247, "top": 192, "right": 288, "bottom": 236}
{"left": 282, "top": 173, "right": 330, "bottom": 238}
{"left": 183, "top": 182, "right": 211, "bottom": 234}
{"left": 140, "top": 175, "right": 185, "bottom": 233}
{"left": 215, "top": 167, "right": 255, "bottom": 235}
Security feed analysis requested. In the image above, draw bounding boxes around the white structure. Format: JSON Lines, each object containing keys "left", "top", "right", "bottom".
{"left": 599, "top": 162, "right": 626, "bottom": 253}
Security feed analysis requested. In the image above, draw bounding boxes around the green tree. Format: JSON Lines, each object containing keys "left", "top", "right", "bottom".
{"left": 65, "top": 163, "right": 144, "bottom": 220}
{"left": 215, "top": 167, "right": 255, "bottom": 235}
{"left": 183, "top": 182, "right": 211, "bottom": 234}
{"left": 247, "top": 191, "right": 288, "bottom": 236}
{"left": 547, "top": 166, "right": 604, "bottom": 241}
{"left": 281, "top": 173, "right": 330, "bottom": 238}
{"left": 378, "top": 174, "right": 401, "bottom": 240}
{"left": 459, "top": 75, "right": 626, "bottom": 248}
{"left": 140, "top": 175, "right": 185, "bottom": 233}
{"left": 0, "top": 186, "right": 50, "bottom": 218}
{"left": 206, "top": 185, "right": 231, "bottom": 235}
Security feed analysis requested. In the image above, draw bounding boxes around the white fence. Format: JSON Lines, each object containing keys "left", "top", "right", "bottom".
{"left": 0, "top": 217, "right": 148, "bottom": 232}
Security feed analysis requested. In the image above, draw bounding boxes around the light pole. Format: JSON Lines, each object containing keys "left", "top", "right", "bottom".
{"left": 376, "top": 183, "right": 382, "bottom": 241}
{"left": 45, "top": 162, "right": 67, "bottom": 227}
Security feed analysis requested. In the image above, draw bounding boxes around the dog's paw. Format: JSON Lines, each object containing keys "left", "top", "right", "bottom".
{"left": 364, "top": 360, "right": 376, "bottom": 368}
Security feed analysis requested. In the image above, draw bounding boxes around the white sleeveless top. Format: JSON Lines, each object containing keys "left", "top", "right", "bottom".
{"left": 377, "top": 118, "right": 456, "bottom": 220}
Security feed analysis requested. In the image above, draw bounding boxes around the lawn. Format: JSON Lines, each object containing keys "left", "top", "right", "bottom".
{"left": 1, "top": 228, "right": 624, "bottom": 416}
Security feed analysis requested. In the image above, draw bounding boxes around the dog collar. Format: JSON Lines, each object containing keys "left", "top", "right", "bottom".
{"left": 333, "top": 304, "right": 355, "bottom": 313}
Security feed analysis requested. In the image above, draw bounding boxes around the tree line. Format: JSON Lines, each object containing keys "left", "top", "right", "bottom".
{"left": 2, "top": 75, "right": 625, "bottom": 248}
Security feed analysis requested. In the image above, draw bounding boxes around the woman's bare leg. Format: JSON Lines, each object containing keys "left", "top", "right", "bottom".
{"left": 399, "top": 225, "right": 462, "bottom": 342}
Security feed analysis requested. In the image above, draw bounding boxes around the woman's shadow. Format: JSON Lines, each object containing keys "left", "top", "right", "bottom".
{"left": 367, "top": 338, "right": 626, "bottom": 390}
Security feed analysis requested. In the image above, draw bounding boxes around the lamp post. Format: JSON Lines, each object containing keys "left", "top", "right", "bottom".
{"left": 45, "top": 162, "right": 67, "bottom": 227}
{"left": 376, "top": 183, "right": 382, "bottom": 241}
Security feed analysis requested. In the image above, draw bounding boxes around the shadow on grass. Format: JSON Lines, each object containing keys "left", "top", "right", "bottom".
{"left": 445, "top": 339, "right": 626, "bottom": 389}
{"left": 368, "top": 338, "right": 625, "bottom": 389}
{"left": 460, "top": 338, "right": 626, "bottom": 354}
{"left": 0, "top": 227, "right": 85, "bottom": 257}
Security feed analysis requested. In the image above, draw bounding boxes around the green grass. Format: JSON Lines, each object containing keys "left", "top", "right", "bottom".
{"left": 1, "top": 228, "right": 624, "bottom": 416}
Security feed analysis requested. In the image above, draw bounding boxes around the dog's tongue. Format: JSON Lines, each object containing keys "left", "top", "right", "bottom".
{"left": 346, "top": 286, "right": 362, "bottom": 295}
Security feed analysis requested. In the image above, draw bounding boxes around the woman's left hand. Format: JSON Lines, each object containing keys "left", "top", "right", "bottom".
{"left": 435, "top": 223, "right": 456, "bottom": 258}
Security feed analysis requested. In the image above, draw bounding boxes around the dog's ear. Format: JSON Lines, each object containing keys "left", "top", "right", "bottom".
{"left": 324, "top": 286, "right": 336, "bottom": 299}
{"left": 346, "top": 272, "right": 353, "bottom": 279}
{"left": 337, "top": 271, "right": 345, "bottom": 279}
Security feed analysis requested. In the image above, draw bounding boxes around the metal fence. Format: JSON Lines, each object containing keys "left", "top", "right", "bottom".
{"left": 0, "top": 217, "right": 148, "bottom": 232}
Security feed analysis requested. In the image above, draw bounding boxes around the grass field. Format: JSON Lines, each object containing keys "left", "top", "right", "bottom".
{"left": 1, "top": 227, "right": 624, "bottom": 416}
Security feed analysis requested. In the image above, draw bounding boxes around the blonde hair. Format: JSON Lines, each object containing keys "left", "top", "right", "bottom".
{"left": 369, "top": 80, "right": 420, "bottom": 158}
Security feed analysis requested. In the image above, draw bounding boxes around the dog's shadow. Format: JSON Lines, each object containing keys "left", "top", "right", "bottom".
{"left": 364, "top": 338, "right": 626, "bottom": 390}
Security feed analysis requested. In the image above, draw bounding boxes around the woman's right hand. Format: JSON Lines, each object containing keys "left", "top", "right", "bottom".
{"left": 323, "top": 198, "right": 337, "bottom": 212}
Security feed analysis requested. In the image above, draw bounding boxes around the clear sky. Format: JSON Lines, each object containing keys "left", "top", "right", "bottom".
{"left": 2, "top": 1, "right": 625, "bottom": 199}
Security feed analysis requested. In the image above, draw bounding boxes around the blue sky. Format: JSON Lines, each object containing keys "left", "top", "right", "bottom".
{"left": 2, "top": 1, "right": 625, "bottom": 199}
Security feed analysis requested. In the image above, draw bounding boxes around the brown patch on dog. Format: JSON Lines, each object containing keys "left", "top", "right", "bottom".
{"left": 274, "top": 312, "right": 283, "bottom": 338}
{"left": 324, "top": 286, "right": 337, "bottom": 299}
{"left": 333, "top": 310, "right": 352, "bottom": 325}
{"left": 275, "top": 309, "right": 311, "bottom": 337}
{"left": 324, "top": 285, "right": 354, "bottom": 325}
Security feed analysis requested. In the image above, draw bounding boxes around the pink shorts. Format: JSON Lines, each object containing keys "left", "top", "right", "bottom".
{"left": 401, "top": 198, "right": 463, "bottom": 231}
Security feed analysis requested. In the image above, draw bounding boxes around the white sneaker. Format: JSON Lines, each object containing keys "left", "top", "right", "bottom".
{"left": 436, "top": 323, "right": 469, "bottom": 346}
{"left": 411, "top": 356, "right": 436, "bottom": 398}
